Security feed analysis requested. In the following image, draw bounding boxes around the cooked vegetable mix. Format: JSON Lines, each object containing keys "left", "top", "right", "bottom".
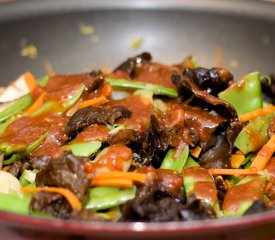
{"left": 0, "top": 52, "right": 274, "bottom": 222}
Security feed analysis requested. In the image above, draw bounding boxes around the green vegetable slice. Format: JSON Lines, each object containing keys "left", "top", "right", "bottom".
{"left": 85, "top": 186, "right": 136, "bottom": 210}
{"left": 105, "top": 77, "right": 178, "bottom": 98}
{"left": 234, "top": 114, "right": 272, "bottom": 154}
{"left": 0, "top": 76, "right": 49, "bottom": 123}
{"left": 68, "top": 141, "right": 101, "bottom": 157}
{"left": 160, "top": 146, "right": 189, "bottom": 173}
{"left": 0, "top": 192, "right": 30, "bottom": 215}
{"left": 218, "top": 72, "right": 263, "bottom": 115}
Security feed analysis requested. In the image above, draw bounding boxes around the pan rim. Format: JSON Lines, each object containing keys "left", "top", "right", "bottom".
{"left": 0, "top": 0, "right": 275, "bottom": 23}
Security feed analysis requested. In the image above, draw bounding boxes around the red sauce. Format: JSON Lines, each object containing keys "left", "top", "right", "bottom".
{"left": 108, "top": 95, "right": 156, "bottom": 131}
{"left": 71, "top": 124, "right": 109, "bottom": 143}
{"left": 264, "top": 158, "right": 275, "bottom": 199}
{"left": 183, "top": 167, "right": 214, "bottom": 182}
{"left": 183, "top": 105, "right": 225, "bottom": 143}
{"left": 192, "top": 181, "right": 218, "bottom": 205}
{"left": 134, "top": 63, "right": 176, "bottom": 89}
{"left": 245, "top": 126, "right": 266, "bottom": 151}
{"left": 0, "top": 115, "right": 51, "bottom": 147}
{"left": 44, "top": 74, "right": 93, "bottom": 102}
{"left": 157, "top": 169, "right": 183, "bottom": 195}
{"left": 107, "top": 70, "right": 130, "bottom": 80}
{"left": 86, "top": 144, "right": 132, "bottom": 173}
{"left": 222, "top": 177, "right": 266, "bottom": 212}
{"left": 29, "top": 115, "right": 68, "bottom": 158}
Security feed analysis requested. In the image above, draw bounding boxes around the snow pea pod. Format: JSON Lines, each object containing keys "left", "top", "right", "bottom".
{"left": 160, "top": 146, "right": 189, "bottom": 173}
{"left": 85, "top": 186, "right": 136, "bottom": 210}
{"left": 105, "top": 77, "right": 178, "bottom": 98}
{"left": 2, "top": 131, "right": 48, "bottom": 164}
{"left": 183, "top": 167, "right": 220, "bottom": 215}
{"left": 0, "top": 192, "right": 30, "bottom": 215}
{"left": 0, "top": 76, "right": 49, "bottom": 122}
{"left": 218, "top": 72, "right": 263, "bottom": 115}
{"left": 234, "top": 114, "right": 272, "bottom": 154}
{"left": 67, "top": 141, "right": 101, "bottom": 157}
{"left": 222, "top": 176, "right": 266, "bottom": 217}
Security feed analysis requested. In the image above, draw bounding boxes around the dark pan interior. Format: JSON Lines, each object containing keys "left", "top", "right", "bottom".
{"left": 0, "top": 1, "right": 275, "bottom": 85}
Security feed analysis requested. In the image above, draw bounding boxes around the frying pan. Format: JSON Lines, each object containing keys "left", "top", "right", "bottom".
{"left": 0, "top": 0, "right": 275, "bottom": 239}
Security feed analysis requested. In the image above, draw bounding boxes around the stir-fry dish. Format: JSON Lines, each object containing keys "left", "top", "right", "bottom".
{"left": 0, "top": 52, "right": 274, "bottom": 222}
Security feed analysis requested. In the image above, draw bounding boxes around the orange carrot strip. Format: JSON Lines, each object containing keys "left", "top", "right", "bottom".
{"left": 250, "top": 134, "right": 275, "bottom": 171}
{"left": 21, "top": 187, "right": 82, "bottom": 211}
{"left": 2, "top": 165, "right": 11, "bottom": 172}
{"left": 79, "top": 96, "right": 109, "bottom": 109}
{"left": 189, "top": 146, "right": 202, "bottom": 158}
{"left": 238, "top": 105, "right": 275, "bottom": 123}
{"left": 24, "top": 72, "right": 42, "bottom": 99}
{"left": 26, "top": 91, "right": 46, "bottom": 116}
{"left": 208, "top": 167, "right": 257, "bottom": 176}
{"left": 94, "top": 171, "right": 147, "bottom": 183}
{"left": 91, "top": 178, "right": 134, "bottom": 188}
{"left": 230, "top": 153, "right": 245, "bottom": 169}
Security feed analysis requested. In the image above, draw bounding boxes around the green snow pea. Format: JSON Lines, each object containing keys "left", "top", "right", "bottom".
{"left": 85, "top": 186, "right": 136, "bottom": 210}
{"left": 2, "top": 131, "right": 48, "bottom": 164}
{"left": 185, "top": 156, "right": 200, "bottom": 168}
{"left": 63, "top": 84, "right": 85, "bottom": 111}
{"left": 0, "top": 192, "right": 30, "bottom": 215}
{"left": 67, "top": 141, "right": 101, "bottom": 157}
{"left": 183, "top": 167, "right": 221, "bottom": 215}
{"left": 234, "top": 114, "right": 272, "bottom": 154}
{"left": 223, "top": 176, "right": 266, "bottom": 217}
{"left": 218, "top": 72, "right": 263, "bottom": 115}
{"left": 105, "top": 77, "right": 178, "bottom": 98}
{"left": 0, "top": 76, "right": 49, "bottom": 123}
{"left": 160, "top": 146, "right": 189, "bottom": 173}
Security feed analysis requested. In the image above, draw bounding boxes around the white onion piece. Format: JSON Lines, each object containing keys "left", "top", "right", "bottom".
{"left": 0, "top": 171, "right": 21, "bottom": 195}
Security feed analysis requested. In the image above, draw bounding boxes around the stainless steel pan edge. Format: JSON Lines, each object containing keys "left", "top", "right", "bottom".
{"left": 0, "top": 0, "right": 275, "bottom": 22}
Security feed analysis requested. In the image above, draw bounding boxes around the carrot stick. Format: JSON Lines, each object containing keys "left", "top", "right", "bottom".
{"left": 208, "top": 167, "right": 257, "bottom": 176}
{"left": 93, "top": 171, "right": 147, "bottom": 183}
{"left": 21, "top": 186, "right": 82, "bottom": 211}
{"left": 79, "top": 96, "right": 109, "bottom": 109}
{"left": 91, "top": 178, "right": 134, "bottom": 188}
{"left": 189, "top": 146, "right": 202, "bottom": 158}
{"left": 238, "top": 105, "right": 275, "bottom": 123}
{"left": 250, "top": 134, "right": 275, "bottom": 171}
{"left": 24, "top": 72, "right": 42, "bottom": 99}
{"left": 26, "top": 91, "right": 46, "bottom": 116}
{"left": 230, "top": 153, "right": 245, "bottom": 169}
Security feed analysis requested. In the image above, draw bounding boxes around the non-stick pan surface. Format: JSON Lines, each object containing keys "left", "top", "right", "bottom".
{"left": 0, "top": 1, "right": 275, "bottom": 240}
{"left": 0, "top": 0, "right": 275, "bottom": 85}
